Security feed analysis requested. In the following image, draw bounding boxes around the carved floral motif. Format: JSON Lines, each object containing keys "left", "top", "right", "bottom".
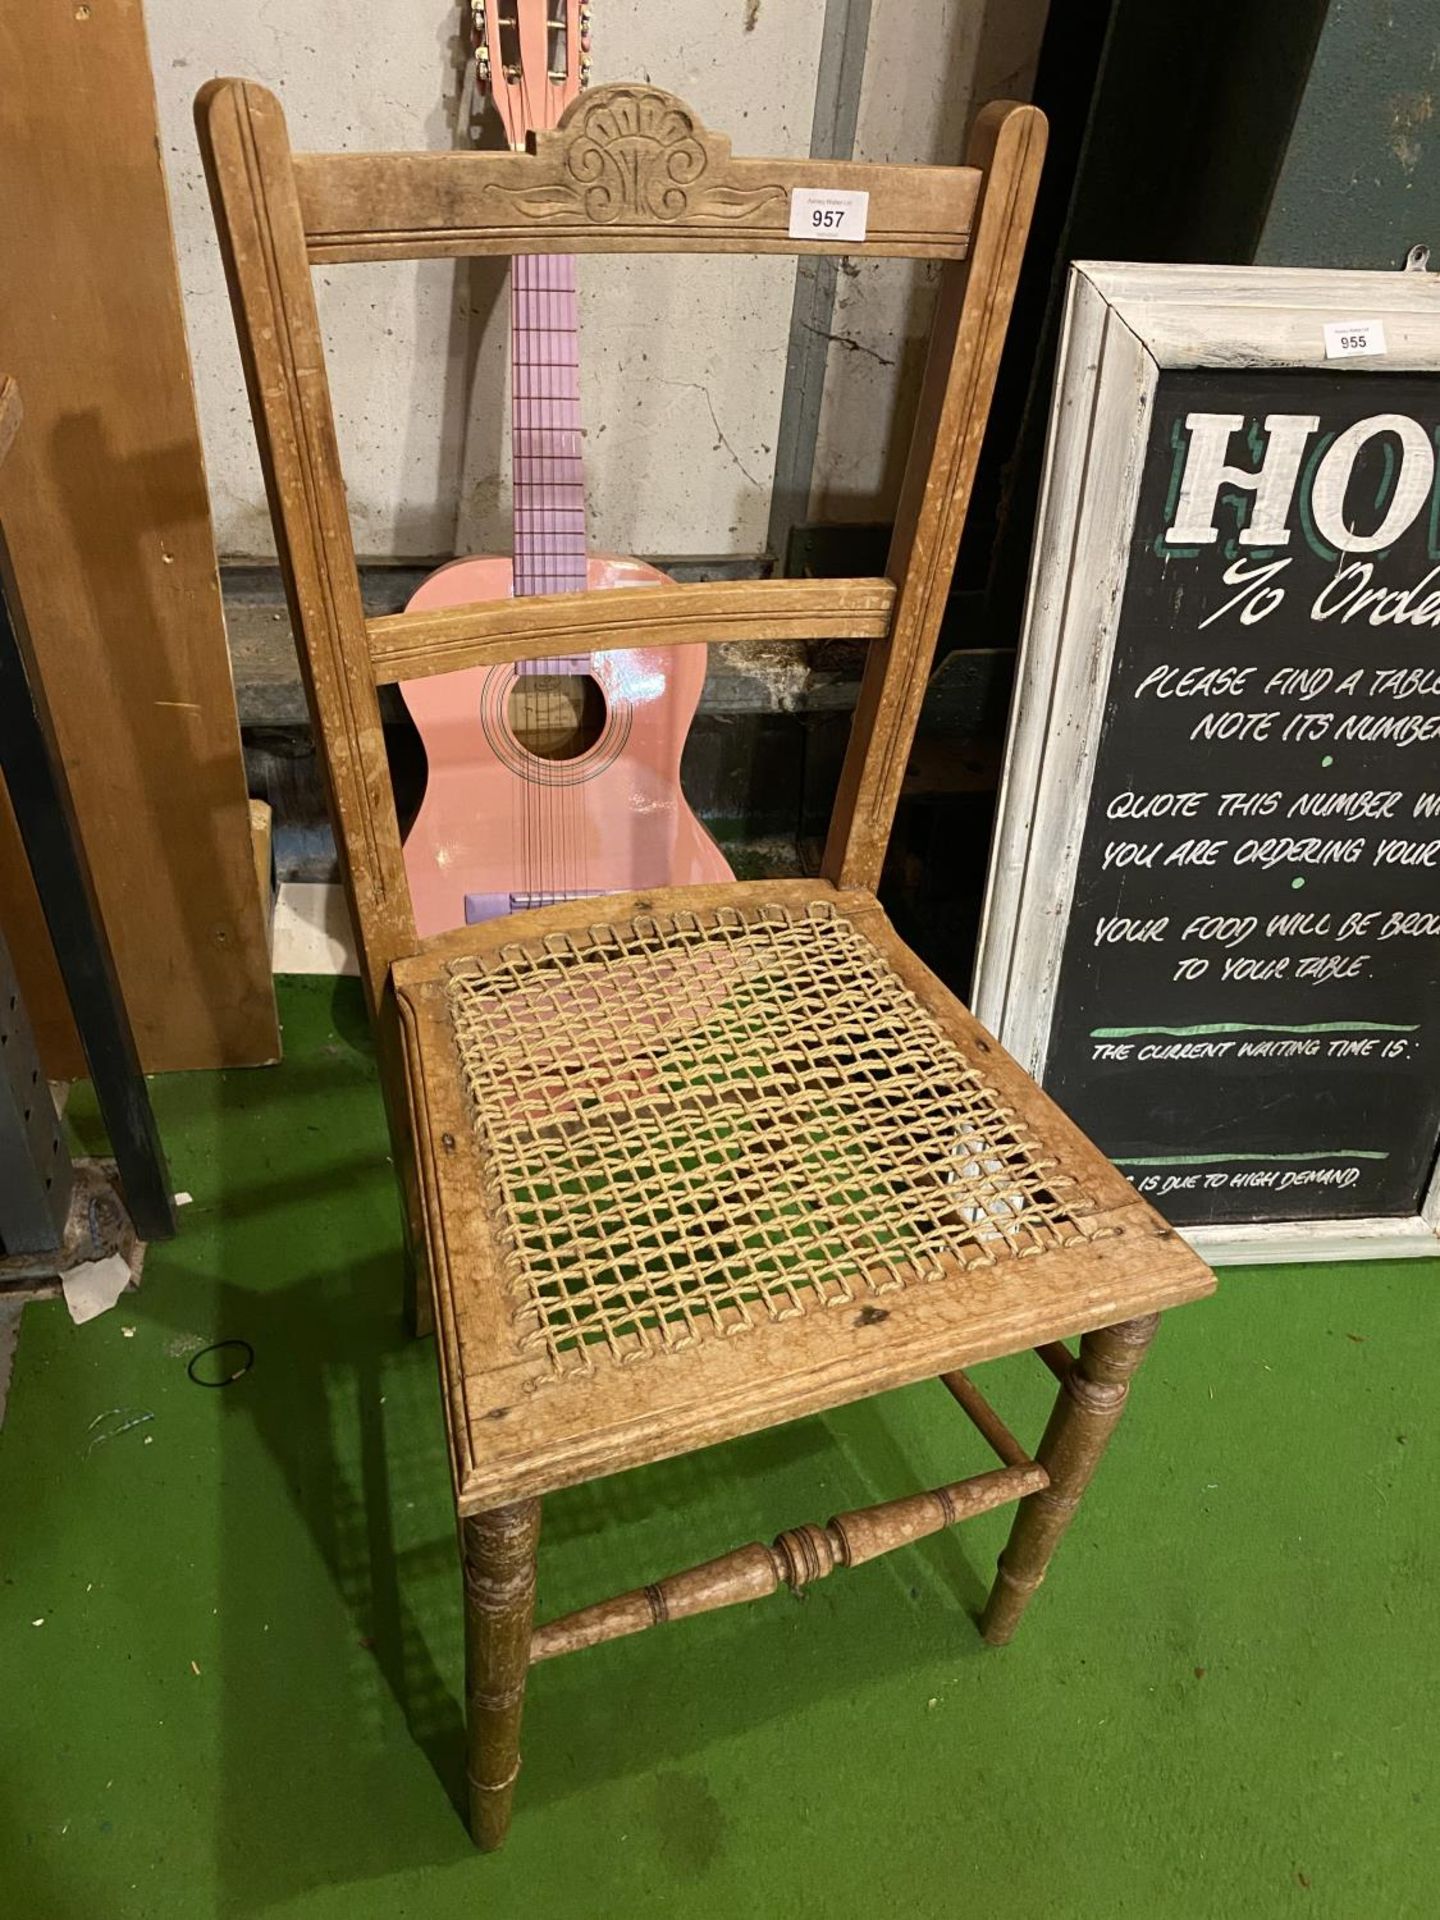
{"left": 501, "top": 84, "right": 783, "bottom": 227}
{"left": 568, "top": 88, "right": 706, "bottom": 223}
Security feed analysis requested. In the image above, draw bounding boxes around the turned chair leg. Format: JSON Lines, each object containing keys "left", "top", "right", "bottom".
{"left": 462, "top": 1499, "right": 542, "bottom": 1850}
{"left": 979, "top": 1312, "right": 1159, "bottom": 1647}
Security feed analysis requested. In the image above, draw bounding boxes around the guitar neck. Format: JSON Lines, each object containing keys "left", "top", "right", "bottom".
{"left": 512, "top": 253, "right": 588, "bottom": 655}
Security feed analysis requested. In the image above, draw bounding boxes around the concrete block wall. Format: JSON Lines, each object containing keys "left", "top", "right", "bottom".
{"left": 150, "top": 0, "right": 1046, "bottom": 565}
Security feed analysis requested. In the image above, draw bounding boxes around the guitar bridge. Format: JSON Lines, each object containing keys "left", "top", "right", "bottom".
{"left": 465, "top": 889, "right": 608, "bottom": 924}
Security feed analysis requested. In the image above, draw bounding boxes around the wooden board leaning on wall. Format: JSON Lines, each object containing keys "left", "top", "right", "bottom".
{"left": 0, "top": 1, "right": 277, "bottom": 1073}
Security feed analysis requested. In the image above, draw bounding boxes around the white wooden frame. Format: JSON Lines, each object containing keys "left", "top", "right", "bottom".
{"left": 973, "top": 261, "right": 1440, "bottom": 1266}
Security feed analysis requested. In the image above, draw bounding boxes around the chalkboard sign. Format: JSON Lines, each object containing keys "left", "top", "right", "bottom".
{"left": 975, "top": 264, "right": 1440, "bottom": 1263}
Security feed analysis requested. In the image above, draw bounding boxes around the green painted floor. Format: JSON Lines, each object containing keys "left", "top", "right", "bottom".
{"left": 3, "top": 978, "right": 1437, "bottom": 1918}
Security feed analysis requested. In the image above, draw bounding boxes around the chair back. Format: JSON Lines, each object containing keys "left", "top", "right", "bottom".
{"left": 197, "top": 78, "right": 1045, "bottom": 1010}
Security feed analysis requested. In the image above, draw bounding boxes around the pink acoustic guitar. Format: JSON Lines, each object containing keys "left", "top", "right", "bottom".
{"left": 399, "top": 0, "right": 733, "bottom": 938}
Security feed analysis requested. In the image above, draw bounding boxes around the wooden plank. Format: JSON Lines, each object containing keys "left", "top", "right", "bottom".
{"left": 295, "top": 84, "right": 979, "bottom": 264}
{"left": 368, "top": 576, "right": 895, "bottom": 683}
{"left": 0, "top": 7, "right": 277, "bottom": 1074}
{"left": 823, "top": 103, "right": 1047, "bottom": 892}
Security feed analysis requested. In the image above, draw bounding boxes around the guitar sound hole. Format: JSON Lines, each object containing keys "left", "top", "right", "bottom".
{"left": 508, "top": 673, "right": 607, "bottom": 762}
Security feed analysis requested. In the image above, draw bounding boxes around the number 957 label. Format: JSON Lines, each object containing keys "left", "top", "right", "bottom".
{"left": 789, "top": 187, "right": 869, "bottom": 244}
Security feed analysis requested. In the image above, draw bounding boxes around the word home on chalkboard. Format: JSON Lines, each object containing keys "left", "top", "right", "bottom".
{"left": 975, "top": 263, "right": 1440, "bottom": 1263}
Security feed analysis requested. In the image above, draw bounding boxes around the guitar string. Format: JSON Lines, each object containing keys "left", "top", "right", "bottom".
{"left": 514, "top": 47, "right": 542, "bottom": 908}
{"left": 527, "top": 249, "right": 585, "bottom": 908}
{"left": 531, "top": 254, "right": 551, "bottom": 907}
{"left": 516, "top": 250, "right": 575, "bottom": 908}
{"left": 570, "top": 251, "right": 585, "bottom": 908}
{"left": 501, "top": 41, "right": 525, "bottom": 903}
{"left": 541, "top": 252, "right": 564, "bottom": 907}
{"left": 528, "top": 252, "right": 539, "bottom": 910}
{"left": 535, "top": 251, "right": 555, "bottom": 905}
{"left": 541, "top": 256, "right": 564, "bottom": 906}
{"left": 566, "top": 252, "right": 582, "bottom": 907}
{"left": 520, "top": 250, "right": 537, "bottom": 906}
{"left": 564, "top": 249, "right": 591, "bottom": 908}
{"left": 526, "top": 256, "right": 548, "bottom": 907}
{"left": 511, "top": 253, "right": 533, "bottom": 906}
{"left": 560, "top": 250, "right": 583, "bottom": 909}
{"left": 534, "top": 251, "right": 553, "bottom": 907}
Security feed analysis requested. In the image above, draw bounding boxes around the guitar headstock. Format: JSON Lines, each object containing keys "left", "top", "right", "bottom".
{"left": 473, "top": 0, "right": 589, "bottom": 150}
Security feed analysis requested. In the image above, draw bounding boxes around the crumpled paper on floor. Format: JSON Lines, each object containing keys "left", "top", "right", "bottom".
{"left": 62, "top": 1251, "right": 136, "bottom": 1326}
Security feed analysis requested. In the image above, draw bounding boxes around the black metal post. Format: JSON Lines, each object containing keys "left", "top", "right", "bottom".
{"left": 0, "top": 916, "right": 73, "bottom": 1255}
{"left": 0, "top": 530, "right": 175, "bottom": 1242}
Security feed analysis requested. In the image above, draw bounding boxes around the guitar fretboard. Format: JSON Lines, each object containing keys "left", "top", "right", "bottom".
{"left": 512, "top": 253, "right": 588, "bottom": 676}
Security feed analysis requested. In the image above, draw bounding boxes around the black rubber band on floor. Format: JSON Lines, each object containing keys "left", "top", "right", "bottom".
{"left": 186, "top": 1339, "right": 254, "bottom": 1388}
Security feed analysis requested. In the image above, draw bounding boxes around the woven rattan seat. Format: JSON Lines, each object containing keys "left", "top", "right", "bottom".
{"left": 202, "top": 73, "right": 1216, "bottom": 1852}
{"left": 390, "top": 882, "right": 1208, "bottom": 1510}
{"left": 448, "top": 899, "right": 1104, "bottom": 1377}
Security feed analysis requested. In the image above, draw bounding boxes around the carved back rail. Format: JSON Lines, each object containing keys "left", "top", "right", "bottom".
{"left": 295, "top": 85, "right": 982, "bottom": 263}
{"left": 196, "top": 79, "right": 1045, "bottom": 1009}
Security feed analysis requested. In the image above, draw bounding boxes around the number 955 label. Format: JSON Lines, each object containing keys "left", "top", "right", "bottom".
{"left": 1322, "top": 318, "right": 1387, "bottom": 360}
{"left": 789, "top": 187, "right": 869, "bottom": 244}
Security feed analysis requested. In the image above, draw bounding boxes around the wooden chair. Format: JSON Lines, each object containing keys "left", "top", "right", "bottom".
{"left": 197, "top": 78, "right": 1215, "bottom": 1849}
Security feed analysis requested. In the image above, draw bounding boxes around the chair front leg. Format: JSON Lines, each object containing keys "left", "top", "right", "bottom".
{"left": 980, "top": 1312, "right": 1158, "bottom": 1647}
{"left": 462, "top": 1498, "right": 542, "bottom": 1849}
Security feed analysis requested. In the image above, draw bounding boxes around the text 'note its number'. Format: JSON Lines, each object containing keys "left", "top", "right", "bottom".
{"left": 788, "top": 187, "right": 869, "bottom": 244}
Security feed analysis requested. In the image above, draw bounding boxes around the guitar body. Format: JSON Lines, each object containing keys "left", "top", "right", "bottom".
{"left": 400, "top": 554, "right": 731, "bottom": 939}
